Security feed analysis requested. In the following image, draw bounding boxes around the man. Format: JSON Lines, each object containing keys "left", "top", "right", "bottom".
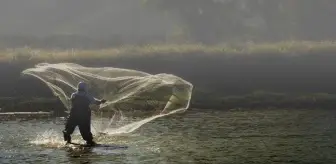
{"left": 62, "top": 82, "right": 106, "bottom": 146}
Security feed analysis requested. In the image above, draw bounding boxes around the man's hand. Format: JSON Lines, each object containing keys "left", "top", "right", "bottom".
{"left": 100, "top": 99, "right": 107, "bottom": 104}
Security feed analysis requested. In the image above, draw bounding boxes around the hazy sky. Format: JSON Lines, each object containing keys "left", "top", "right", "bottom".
{"left": 0, "top": 0, "right": 175, "bottom": 38}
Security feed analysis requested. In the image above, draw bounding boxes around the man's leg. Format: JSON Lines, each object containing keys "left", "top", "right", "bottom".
{"left": 78, "top": 119, "right": 94, "bottom": 145}
{"left": 63, "top": 117, "right": 76, "bottom": 143}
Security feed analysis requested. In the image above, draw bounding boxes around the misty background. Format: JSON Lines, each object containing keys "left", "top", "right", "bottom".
{"left": 0, "top": 0, "right": 335, "bottom": 49}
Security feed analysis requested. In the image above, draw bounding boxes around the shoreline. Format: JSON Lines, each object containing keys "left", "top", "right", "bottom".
{"left": 0, "top": 111, "right": 54, "bottom": 121}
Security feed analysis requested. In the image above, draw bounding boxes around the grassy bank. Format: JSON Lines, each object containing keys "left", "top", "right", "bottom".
{"left": 1, "top": 41, "right": 336, "bottom": 111}
{"left": 2, "top": 41, "right": 336, "bottom": 62}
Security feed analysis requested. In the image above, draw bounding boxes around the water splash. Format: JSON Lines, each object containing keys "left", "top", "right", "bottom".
{"left": 29, "top": 129, "right": 85, "bottom": 148}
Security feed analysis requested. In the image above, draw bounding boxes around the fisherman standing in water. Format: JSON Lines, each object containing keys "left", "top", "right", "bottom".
{"left": 63, "top": 82, "right": 106, "bottom": 146}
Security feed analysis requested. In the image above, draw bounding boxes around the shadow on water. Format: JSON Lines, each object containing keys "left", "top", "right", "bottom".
{"left": 66, "top": 148, "right": 95, "bottom": 164}
{"left": 64, "top": 144, "right": 129, "bottom": 164}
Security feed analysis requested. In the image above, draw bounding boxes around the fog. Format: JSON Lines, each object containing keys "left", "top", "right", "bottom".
{"left": 0, "top": 0, "right": 174, "bottom": 39}
{"left": 0, "top": 0, "right": 335, "bottom": 48}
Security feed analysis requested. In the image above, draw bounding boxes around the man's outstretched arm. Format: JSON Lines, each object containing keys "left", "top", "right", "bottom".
{"left": 94, "top": 99, "right": 107, "bottom": 105}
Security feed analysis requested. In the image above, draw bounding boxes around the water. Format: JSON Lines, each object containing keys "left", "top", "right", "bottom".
{"left": 1, "top": 109, "right": 336, "bottom": 164}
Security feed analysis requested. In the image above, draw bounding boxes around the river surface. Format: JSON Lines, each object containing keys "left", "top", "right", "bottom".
{"left": 0, "top": 109, "right": 336, "bottom": 164}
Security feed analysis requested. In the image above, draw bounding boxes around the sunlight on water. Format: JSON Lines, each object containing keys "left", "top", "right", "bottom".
{"left": 104, "top": 112, "right": 177, "bottom": 135}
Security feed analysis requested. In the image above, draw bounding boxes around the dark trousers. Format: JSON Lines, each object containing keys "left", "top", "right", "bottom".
{"left": 64, "top": 116, "right": 93, "bottom": 142}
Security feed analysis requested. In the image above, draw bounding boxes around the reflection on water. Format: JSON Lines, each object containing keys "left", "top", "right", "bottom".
{"left": 1, "top": 109, "right": 336, "bottom": 163}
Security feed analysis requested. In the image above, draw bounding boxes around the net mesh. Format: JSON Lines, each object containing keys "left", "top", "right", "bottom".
{"left": 22, "top": 63, "right": 193, "bottom": 134}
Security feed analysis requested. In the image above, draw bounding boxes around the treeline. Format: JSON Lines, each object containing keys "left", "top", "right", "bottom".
{"left": 145, "top": 0, "right": 336, "bottom": 43}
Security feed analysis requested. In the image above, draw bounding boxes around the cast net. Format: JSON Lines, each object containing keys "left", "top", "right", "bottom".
{"left": 22, "top": 63, "right": 193, "bottom": 134}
